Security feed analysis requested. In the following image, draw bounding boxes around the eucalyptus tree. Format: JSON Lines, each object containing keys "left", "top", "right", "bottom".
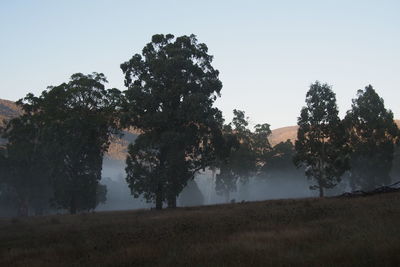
{"left": 122, "top": 34, "right": 223, "bottom": 209}
{"left": 294, "top": 81, "right": 349, "bottom": 197}
{"left": 215, "top": 110, "right": 271, "bottom": 202}
{"left": 344, "top": 85, "right": 399, "bottom": 190}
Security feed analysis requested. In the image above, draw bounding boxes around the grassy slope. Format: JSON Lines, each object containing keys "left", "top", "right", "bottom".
{"left": 1, "top": 193, "right": 400, "bottom": 267}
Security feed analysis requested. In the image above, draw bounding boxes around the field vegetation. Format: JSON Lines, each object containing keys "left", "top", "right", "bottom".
{"left": 1, "top": 193, "right": 400, "bottom": 267}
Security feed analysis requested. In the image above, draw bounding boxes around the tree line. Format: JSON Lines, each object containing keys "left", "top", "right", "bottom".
{"left": 0, "top": 34, "right": 399, "bottom": 216}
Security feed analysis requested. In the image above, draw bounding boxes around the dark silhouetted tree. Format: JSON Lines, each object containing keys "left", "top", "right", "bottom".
{"left": 122, "top": 34, "right": 223, "bottom": 209}
{"left": 2, "top": 112, "right": 53, "bottom": 216}
{"left": 215, "top": 110, "right": 271, "bottom": 202}
{"left": 261, "top": 139, "right": 298, "bottom": 176}
{"left": 17, "top": 73, "right": 121, "bottom": 214}
{"left": 344, "top": 85, "right": 399, "bottom": 190}
{"left": 294, "top": 81, "right": 349, "bottom": 197}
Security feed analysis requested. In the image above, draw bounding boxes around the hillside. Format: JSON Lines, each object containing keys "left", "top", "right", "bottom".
{"left": 1, "top": 193, "right": 400, "bottom": 266}
{"left": 269, "top": 125, "right": 298, "bottom": 146}
{"left": 0, "top": 99, "right": 21, "bottom": 127}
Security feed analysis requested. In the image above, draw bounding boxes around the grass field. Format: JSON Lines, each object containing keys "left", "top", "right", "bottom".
{"left": 1, "top": 193, "right": 400, "bottom": 267}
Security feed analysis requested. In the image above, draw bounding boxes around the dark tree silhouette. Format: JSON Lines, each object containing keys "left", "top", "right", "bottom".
{"left": 2, "top": 114, "right": 52, "bottom": 216}
{"left": 215, "top": 110, "right": 271, "bottom": 202}
{"left": 294, "top": 81, "right": 349, "bottom": 197}
{"left": 261, "top": 139, "right": 298, "bottom": 176}
{"left": 14, "top": 73, "right": 121, "bottom": 214}
{"left": 344, "top": 85, "right": 399, "bottom": 190}
{"left": 122, "top": 34, "right": 223, "bottom": 209}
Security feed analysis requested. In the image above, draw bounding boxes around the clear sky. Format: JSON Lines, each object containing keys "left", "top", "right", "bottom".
{"left": 1, "top": 0, "right": 399, "bottom": 129}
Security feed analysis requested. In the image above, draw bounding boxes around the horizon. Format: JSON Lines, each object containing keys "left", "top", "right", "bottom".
{"left": 1, "top": 0, "right": 399, "bottom": 129}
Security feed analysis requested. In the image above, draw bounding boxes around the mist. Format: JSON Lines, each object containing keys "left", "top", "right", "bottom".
{"left": 98, "top": 160, "right": 352, "bottom": 211}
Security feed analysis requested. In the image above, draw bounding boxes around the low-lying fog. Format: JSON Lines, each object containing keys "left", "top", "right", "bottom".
{"left": 98, "top": 158, "right": 351, "bottom": 211}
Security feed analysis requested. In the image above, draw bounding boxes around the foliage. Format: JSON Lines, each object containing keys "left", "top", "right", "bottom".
{"left": 12, "top": 73, "right": 122, "bottom": 214}
{"left": 2, "top": 193, "right": 400, "bottom": 266}
{"left": 2, "top": 112, "right": 52, "bottom": 215}
{"left": 215, "top": 110, "right": 271, "bottom": 201}
{"left": 344, "top": 85, "right": 399, "bottom": 190}
{"left": 261, "top": 139, "right": 297, "bottom": 175}
{"left": 122, "top": 34, "right": 223, "bottom": 209}
{"left": 294, "top": 81, "right": 349, "bottom": 197}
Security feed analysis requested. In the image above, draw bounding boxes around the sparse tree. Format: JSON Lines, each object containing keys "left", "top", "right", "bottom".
{"left": 344, "top": 85, "right": 399, "bottom": 190}
{"left": 294, "top": 81, "right": 349, "bottom": 197}
{"left": 261, "top": 139, "right": 298, "bottom": 176}
{"left": 122, "top": 34, "right": 223, "bottom": 209}
{"left": 215, "top": 110, "right": 271, "bottom": 202}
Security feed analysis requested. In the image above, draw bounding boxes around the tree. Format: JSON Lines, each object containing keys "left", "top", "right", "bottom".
{"left": 215, "top": 123, "right": 241, "bottom": 202}
{"left": 215, "top": 110, "right": 271, "bottom": 202}
{"left": 2, "top": 114, "right": 52, "bottom": 216}
{"left": 122, "top": 34, "right": 223, "bottom": 209}
{"left": 125, "top": 134, "right": 165, "bottom": 209}
{"left": 17, "top": 73, "right": 121, "bottom": 214}
{"left": 0, "top": 145, "right": 19, "bottom": 217}
{"left": 344, "top": 85, "right": 399, "bottom": 190}
{"left": 261, "top": 139, "right": 298, "bottom": 176}
{"left": 294, "top": 81, "right": 349, "bottom": 197}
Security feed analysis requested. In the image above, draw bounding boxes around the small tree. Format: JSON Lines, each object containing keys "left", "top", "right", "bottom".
{"left": 261, "top": 140, "right": 298, "bottom": 176}
{"left": 344, "top": 85, "right": 399, "bottom": 190}
{"left": 215, "top": 110, "right": 271, "bottom": 202}
{"left": 294, "top": 81, "right": 349, "bottom": 197}
{"left": 122, "top": 34, "right": 223, "bottom": 209}
{"left": 125, "top": 134, "right": 166, "bottom": 209}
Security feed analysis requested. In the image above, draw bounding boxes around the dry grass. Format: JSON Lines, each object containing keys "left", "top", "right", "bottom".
{"left": 1, "top": 193, "right": 400, "bottom": 267}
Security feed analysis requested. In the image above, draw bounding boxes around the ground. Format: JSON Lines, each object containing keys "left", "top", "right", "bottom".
{"left": 1, "top": 193, "right": 400, "bottom": 267}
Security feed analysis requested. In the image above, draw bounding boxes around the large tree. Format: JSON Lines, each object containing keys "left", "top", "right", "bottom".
{"left": 122, "top": 34, "right": 223, "bottom": 209}
{"left": 16, "top": 73, "right": 121, "bottom": 214}
{"left": 294, "top": 81, "right": 349, "bottom": 197}
{"left": 344, "top": 85, "right": 399, "bottom": 190}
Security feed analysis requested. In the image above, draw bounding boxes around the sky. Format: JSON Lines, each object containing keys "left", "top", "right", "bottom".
{"left": 0, "top": 0, "right": 399, "bottom": 129}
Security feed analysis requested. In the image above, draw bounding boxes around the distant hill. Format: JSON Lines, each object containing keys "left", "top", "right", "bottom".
{"left": 0, "top": 99, "right": 22, "bottom": 127}
{"left": 1, "top": 98, "right": 399, "bottom": 159}
{"left": 269, "top": 125, "right": 298, "bottom": 146}
{"left": 269, "top": 120, "right": 400, "bottom": 147}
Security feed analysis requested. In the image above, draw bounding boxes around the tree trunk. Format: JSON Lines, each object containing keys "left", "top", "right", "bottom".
{"left": 167, "top": 195, "right": 177, "bottom": 208}
{"left": 70, "top": 196, "right": 77, "bottom": 214}
{"left": 155, "top": 195, "right": 163, "bottom": 210}
{"left": 318, "top": 182, "right": 324, "bottom": 197}
{"left": 155, "top": 184, "right": 163, "bottom": 210}
{"left": 18, "top": 196, "right": 29, "bottom": 217}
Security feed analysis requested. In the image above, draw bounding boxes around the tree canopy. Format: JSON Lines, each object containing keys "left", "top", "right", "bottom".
{"left": 122, "top": 34, "right": 224, "bottom": 209}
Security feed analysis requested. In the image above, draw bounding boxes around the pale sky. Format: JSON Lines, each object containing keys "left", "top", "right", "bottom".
{"left": 1, "top": 0, "right": 399, "bottom": 129}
